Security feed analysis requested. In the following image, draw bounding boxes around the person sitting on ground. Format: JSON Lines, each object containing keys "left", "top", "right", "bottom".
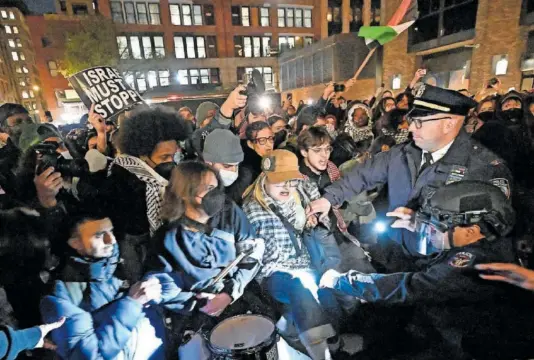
{"left": 41, "top": 209, "right": 171, "bottom": 359}
{"left": 145, "top": 161, "right": 264, "bottom": 346}
{"left": 343, "top": 102, "right": 374, "bottom": 143}
{"left": 103, "top": 106, "right": 191, "bottom": 282}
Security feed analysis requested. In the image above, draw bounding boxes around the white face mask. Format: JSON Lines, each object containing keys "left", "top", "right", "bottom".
{"left": 60, "top": 150, "right": 73, "bottom": 160}
{"left": 219, "top": 168, "right": 239, "bottom": 187}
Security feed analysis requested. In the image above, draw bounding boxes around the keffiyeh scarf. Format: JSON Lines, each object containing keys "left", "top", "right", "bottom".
{"left": 110, "top": 155, "right": 168, "bottom": 235}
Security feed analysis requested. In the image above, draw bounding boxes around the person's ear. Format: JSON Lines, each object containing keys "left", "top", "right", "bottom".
{"left": 67, "top": 236, "right": 84, "bottom": 253}
{"left": 247, "top": 140, "right": 254, "bottom": 150}
{"left": 300, "top": 149, "right": 309, "bottom": 158}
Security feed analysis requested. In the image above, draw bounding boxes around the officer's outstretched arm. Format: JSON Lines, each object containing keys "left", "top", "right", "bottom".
{"left": 323, "top": 150, "right": 392, "bottom": 207}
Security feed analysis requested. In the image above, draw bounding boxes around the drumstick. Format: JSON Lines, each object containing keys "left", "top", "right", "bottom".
{"left": 210, "top": 248, "right": 254, "bottom": 286}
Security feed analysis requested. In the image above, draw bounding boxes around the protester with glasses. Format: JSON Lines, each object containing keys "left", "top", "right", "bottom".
{"left": 243, "top": 150, "right": 346, "bottom": 360}
{"left": 307, "top": 84, "right": 512, "bottom": 272}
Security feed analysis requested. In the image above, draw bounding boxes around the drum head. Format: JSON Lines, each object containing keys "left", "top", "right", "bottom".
{"left": 210, "top": 315, "right": 275, "bottom": 350}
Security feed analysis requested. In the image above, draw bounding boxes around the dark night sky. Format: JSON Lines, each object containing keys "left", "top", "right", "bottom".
{"left": 22, "top": 0, "right": 56, "bottom": 14}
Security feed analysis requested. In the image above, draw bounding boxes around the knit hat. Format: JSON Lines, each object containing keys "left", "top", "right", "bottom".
{"left": 202, "top": 129, "right": 244, "bottom": 164}
{"left": 195, "top": 102, "right": 220, "bottom": 127}
{"left": 261, "top": 149, "right": 304, "bottom": 183}
{"left": 0, "top": 103, "right": 29, "bottom": 126}
{"left": 17, "top": 123, "right": 62, "bottom": 152}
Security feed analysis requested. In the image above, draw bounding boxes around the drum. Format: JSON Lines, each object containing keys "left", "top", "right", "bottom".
{"left": 208, "top": 314, "right": 279, "bottom": 360}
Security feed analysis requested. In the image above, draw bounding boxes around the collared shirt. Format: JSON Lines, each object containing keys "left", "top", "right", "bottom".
{"left": 421, "top": 140, "right": 454, "bottom": 168}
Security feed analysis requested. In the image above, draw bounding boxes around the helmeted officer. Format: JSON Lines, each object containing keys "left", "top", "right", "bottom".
{"left": 307, "top": 84, "right": 513, "bottom": 268}
{"left": 319, "top": 181, "right": 533, "bottom": 359}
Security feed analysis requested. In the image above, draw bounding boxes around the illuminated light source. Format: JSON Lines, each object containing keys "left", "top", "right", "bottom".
{"left": 32, "top": 85, "right": 40, "bottom": 91}
{"left": 145, "top": 99, "right": 153, "bottom": 105}
{"left": 495, "top": 56, "right": 508, "bottom": 76}
{"left": 60, "top": 112, "right": 80, "bottom": 123}
{"left": 374, "top": 221, "right": 387, "bottom": 234}
{"left": 259, "top": 96, "right": 271, "bottom": 109}
{"left": 392, "top": 75, "right": 401, "bottom": 90}
{"left": 307, "top": 98, "right": 314, "bottom": 105}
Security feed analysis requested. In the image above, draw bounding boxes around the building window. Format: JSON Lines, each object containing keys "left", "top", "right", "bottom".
{"left": 22, "top": 66, "right": 28, "bottom": 73}
{"left": 19, "top": 79, "right": 26, "bottom": 86}
{"left": 124, "top": 2, "right": 136, "bottom": 24}
{"left": 234, "top": 36, "right": 271, "bottom": 57}
{"left": 4, "top": 25, "right": 11, "bottom": 34}
{"left": 231, "top": 6, "right": 250, "bottom": 26}
{"left": 20, "top": 53, "right": 25, "bottom": 61}
{"left": 177, "top": 68, "right": 220, "bottom": 85}
{"left": 350, "top": 0, "right": 363, "bottom": 32}
{"left": 59, "top": 0, "right": 67, "bottom": 12}
{"left": 174, "top": 36, "right": 216, "bottom": 59}
{"left": 13, "top": 26, "right": 18, "bottom": 34}
{"left": 328, "top": 0, "right": 342, "bottom": 36}
{"left": 304, "top": 9, "right": 312, "bottom": 27}
{"left": 370, "top": 0, "right": 380, "bottom": 26}
{"left": 110, "top": 1, "right": 124, "bottom": 23}
{"left": 8, "top": 40, "right": 15, "bottom": 48}
{"left": 204, "top": 5, "right": 215, "bottom": 25}
{"left": 11, "top": 52, "right": 18, "bottom": 61}
{"left": 9, "top": 11, "right": 14, "bottom": 20}
{"left": 137, "top": 3, "right": 148, "bottom": 24}
{"left": 278, "top": 9, "right": 285, "bottom": 27}
{"left": 193, "top": 5, "right": 203, "bottom": 25}
{"left": 15, "top": 66, "right": 22, "bottom": 73}
{"left": 170, "top": 4, "right": 182, "bottom": 25}
{"left": 170, "top": 4, "right": 212, "bottom": 26}
{"left": 136, "top": 72, "right": 147, "bottom": 92}
{"left": 118, "top": 35, "right": 165, "bottom": 60}
{"left": 48, "top": 60, "right": 59, "bottom": 77}
{"left": 147, "top": 70, "right": 157, "bottom": 88}
{"left": 238, "top": 67, "right": 273, "bottom": 87}
{"left": 148, "top": 3, "right": 161, "bottom": 25}
{"left": 72, "top": 4, "right": 89, "bottom": 15}
{"left": 279, "top": 36, "right": 313, "bottom": 52}
{"left": 22, "top": 91, "right": 29, "bottom": 99}
{"left": 16, "top": 39, "right": 22, "bottom": 47}
{"left": 260, "top": 7, "right": 270, "bottom": 26}
{"left": 41, "top": 37, "right": 51, "bottom": 47}
{"left": 295, "top": 9, "right": 303, "bottom": 27}
{"left": 159, "top": 70, "right": 170, "bottom": 86}
{"left": 1, "top": 11, "right": 7, "bottom": 19}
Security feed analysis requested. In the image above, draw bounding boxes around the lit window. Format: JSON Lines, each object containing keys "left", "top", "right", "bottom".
{"left": 136, "top": 3, "right": 148, "bottom": 24}
{"left": 136, "top": 72, "right": 146, "bottom": 92}
{"left": 170, "top": 4, "right": 181, "bottom": 25}
{"left": 15, "top": 66, "right": 22, "bottom": 74}
{"left": 22, "top": 91, "right": 29, "bottom": 99}
{"left": 241, "top": 7, "right": 250, "bottom": 26}
{"left": 253, "top": 37, "right": 261, "bottom": 57}
{"left": 130, "top": 36, "right": 142, "bottom": 59}
{"left": 11, "top": 52, "right": 18, "bottom": 61}
{"left": 22, "top": 66, "right": 28, "bottom": 73}
{"left": 243, "top": 37, "right": 252, "bottom": 57}
{"left": 142, "top": 36, "right": 153, "bottom": 59}
{"left": 29, "top": 90, "right": 34, "bottom": 98}
{"left": 149, "top": 4, "right": 161, "bottom": 25}
{"left": 13, "top": 26, "right": 18, "bottom": 34}
{"left": 116, "top": 36, "right": 129, "bottom": 59}
{"left": 304, "top": 9, "right": 312, "bottom": 27}
{"left": 110, "top": 1, "right": 124, "bottom": 23}
{"left": 124, "top": 2, "right": 136, "bottom": 24}
{"left": 182, "top": 5, "right": 192, "bottom": 26}
{"left": 186, "top": 37, "right": 196, "bottom": 58}
{"left": 278, "top": 9, "right": 285, "bottom": 27}
{"left": 178, "top": 69, "right": 189, "bottom": 85}
{"left": 19, "top": 53, "right": 25, "bottom": 61}
{"left": 193, "top": 5, "right": 203, "bottom": 25}
{"left": 9, "top": 11, "right": 14, "bottom": 20}
{"left": 48, "top": 60, "right": 58, "bottom": 77}
{"left": 4, "top": 25, "right": 11, "bottom": 34}
{"left": 16, "top": 39, "right": 22, "bottom": 47}
{"left": 1, "top": 11, "right": 7, "bottom": 19}
{"left": 190, "top": 69, "right": 199, "bottom": 84}
{"left": 174, "top": 37, "right": 185, "bottom": 59}
{"left": 495, "top": 55, "right": 509, "bottom": 75}
{"left": 200, "top": 69, "right": 209, "bottom": 84}
{"left": 148, "top": 70, "right": 157, "bottom": 88}
{"left": 8, "top": 40, "right": 15, "bottom": 48}
{"left": 154, "top": 36, "right": 165, "bottom": 58}
{"left": 124, "top": 72, "right": 135, "bottom": 89}
{"left": 392, "top": 74, "right": 401, "bottom": 90}
{"left": 197, "top": 37, "right": 206, "bottom": 58}
{"left": 159, "top": 70, "right": 169, "bottom": 86}
{"left": 260, "top": 7, "right": 270, "bottom": 26}
{"left": 19, "top": 79, "right": 26, "bottom": 86}
{"left": 295, "top": 9, "right": 303, "bottom": 27}
{"left": 287, "top": 8, "right": 294, "bottom": 27}
{"left": 304, "top": 37, "right": 313, "bottom": 46}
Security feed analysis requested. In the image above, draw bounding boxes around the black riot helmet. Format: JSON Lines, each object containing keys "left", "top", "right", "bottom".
{"left": 415, "top": 181, "right": 515, "bottom": 255}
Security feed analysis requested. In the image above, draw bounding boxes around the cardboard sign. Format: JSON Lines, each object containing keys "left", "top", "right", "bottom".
{"left": 69, "top": 66, "right": 143, "bottom": 119}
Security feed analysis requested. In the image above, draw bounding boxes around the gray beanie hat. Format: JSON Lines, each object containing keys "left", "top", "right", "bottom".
{"left": 195, "top": 102, "right": 219, "bottom": 127}
{"left": 203, "top": 129, "right": 244, "bottom": 164}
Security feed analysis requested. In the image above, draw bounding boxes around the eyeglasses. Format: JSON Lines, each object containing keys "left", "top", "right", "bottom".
{"left": 275, "top": 180, "right": 300, "bottom": 188}
{"left": 310, "top": 146, "right": 333, "bottom": 155}
{"left": 406, "top": 116, "right": 451, "bottom": 129}
{"left": 253, "top": 136, "right": 275, "bottom": 145}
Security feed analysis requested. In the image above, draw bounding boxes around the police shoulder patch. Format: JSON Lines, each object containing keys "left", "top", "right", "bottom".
{"left": 490, "top": 178, "right": 510, "bottom": 199}
{"left": 449, "top": 252, "right": 475, "bottom": 268}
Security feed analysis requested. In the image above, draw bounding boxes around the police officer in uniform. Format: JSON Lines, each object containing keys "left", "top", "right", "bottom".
{"left": 320, "top": 181, "right": 534, "bottom": 359}
{"left": 307, "top": 84, "right": 513, "bottom": 271}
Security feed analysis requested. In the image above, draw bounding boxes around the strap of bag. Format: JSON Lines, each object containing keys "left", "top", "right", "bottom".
{"left": 268, "top": 204, "right": 303, "bottom": 256}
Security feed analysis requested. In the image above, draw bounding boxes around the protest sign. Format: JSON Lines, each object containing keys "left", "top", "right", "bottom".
{"left": 69, "top": 66, "right": 144, "bottom": 119}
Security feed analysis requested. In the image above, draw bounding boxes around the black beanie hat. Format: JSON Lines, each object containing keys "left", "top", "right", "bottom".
{"left": 0, "top": 103, "right": 29, "bottom": 127}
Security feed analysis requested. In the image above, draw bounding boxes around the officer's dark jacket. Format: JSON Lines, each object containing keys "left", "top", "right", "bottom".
{"left": 323, "top": 129, "right": 512, "bottom": 255}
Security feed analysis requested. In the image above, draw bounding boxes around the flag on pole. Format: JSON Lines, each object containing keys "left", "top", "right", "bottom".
{"left": 358, "top": 0, "right": 419, "bottom": 49}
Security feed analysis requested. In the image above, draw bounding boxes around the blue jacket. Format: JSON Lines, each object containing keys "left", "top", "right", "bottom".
{"left": 0, "top": 325, "right": 41, "bottom": 360}
{"left": 146, "top": 199, "right": 264, "bottom": 313}
{"left": 40, "top": 247, "right": 167, "bottom": 359}
{"left": 323, "top": 130, "right": 512, "bottom": 258}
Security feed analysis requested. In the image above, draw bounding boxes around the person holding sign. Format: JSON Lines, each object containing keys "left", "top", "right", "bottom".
{"left": 102, "top": 106, "right": 191, "bottom": 282}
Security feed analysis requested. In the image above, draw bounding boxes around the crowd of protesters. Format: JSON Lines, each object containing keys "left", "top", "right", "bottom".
{"left": 2, "top": 68, "right": 534, "bottom": 360}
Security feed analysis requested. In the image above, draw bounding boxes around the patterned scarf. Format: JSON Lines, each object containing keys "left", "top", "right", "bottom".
{"left": 344, "top": 104, "right": 374, "bottom": 143}
{"left": 110, "top": 155, "right": 168, "bottom": 235}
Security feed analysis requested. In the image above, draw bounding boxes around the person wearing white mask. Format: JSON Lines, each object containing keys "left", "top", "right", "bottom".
{"left": 202, "top": 129, "right": 247, "bottom": 205}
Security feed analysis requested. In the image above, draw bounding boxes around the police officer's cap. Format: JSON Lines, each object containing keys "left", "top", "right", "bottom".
{"left": 409, "top": 84, "right": 478, "bottom": 118}
{"left": 420, "top": 181, "right": 515, "bottom": 238}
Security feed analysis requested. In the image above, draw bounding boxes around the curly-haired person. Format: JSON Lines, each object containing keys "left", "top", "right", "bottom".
{"left": 101, "top": 106, "right": 191, "bottom": 281}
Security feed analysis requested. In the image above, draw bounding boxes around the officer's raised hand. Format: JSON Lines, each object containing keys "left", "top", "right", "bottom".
{"left": 386, "top": 207, "right": 416, "bottom": 232}
{"left": 306, "top": 197, "right": 332, "bottom": 222}
{"left": 476, "top": 263, "right": 534, "bottom": 291}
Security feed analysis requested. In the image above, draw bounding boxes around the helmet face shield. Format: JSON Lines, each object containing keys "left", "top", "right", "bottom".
{"left": 415, "top": 213, "right": 451, "bottom": 255}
